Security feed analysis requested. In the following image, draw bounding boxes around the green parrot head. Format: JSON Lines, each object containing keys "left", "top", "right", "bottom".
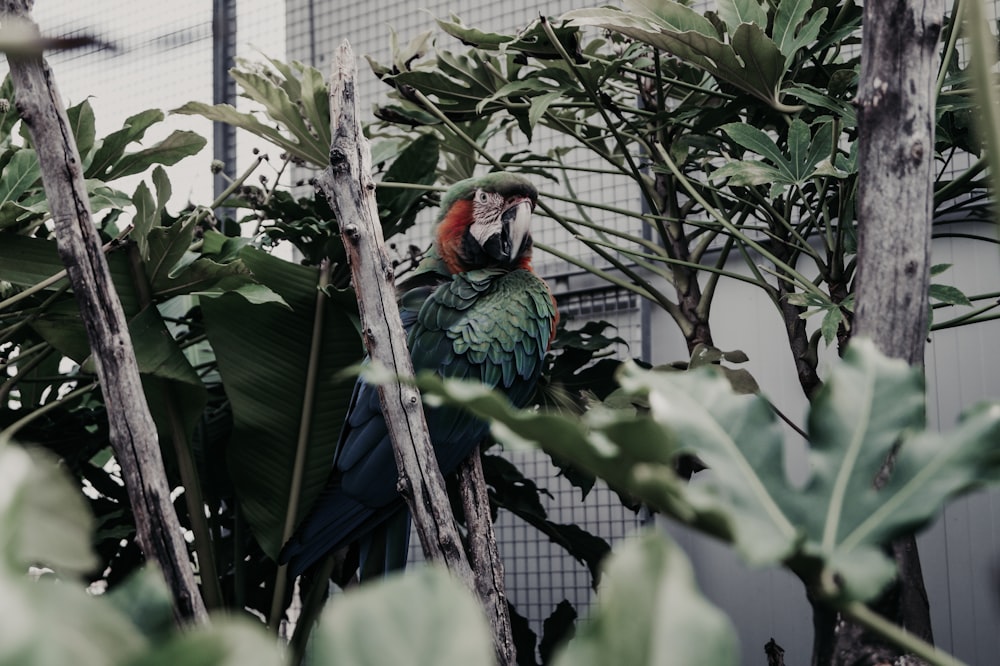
{"left": 435, "top": 173, "right": 538, "bottom": 274}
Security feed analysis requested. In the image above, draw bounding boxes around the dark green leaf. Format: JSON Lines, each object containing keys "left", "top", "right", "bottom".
{"left": 105, "top": 130, "right": 206, "bottom": 181}
{"left": 132, "top": 180, "right": 157, "bottom": 261}
{"left": 201, "top": 248, "right": 360, "bottom": 558}
{"left": 929, "top": 283, "right": 972, "bottom": 306}
{"left": 716, "top": 0, "right": 767, "bottom": 32}
{"left": 539, "top": 600, "right": 577, "bottom": 664}
{"left": 85, "top": 109, "right": 164, "bottom": 180}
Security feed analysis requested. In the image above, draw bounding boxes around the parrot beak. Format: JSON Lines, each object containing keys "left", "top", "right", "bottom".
{"left": 484, "top": 196, "right": 533, "bottom": 263}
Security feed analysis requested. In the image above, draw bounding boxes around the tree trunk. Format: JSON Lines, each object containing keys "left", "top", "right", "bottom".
{"left": 318, "top": 40, "right": 515, "bottom": 664}
{"left": 814, "top": 1, "right": 944, "bottom": 664}
{"left": 2, "top": 0, "right": 207, "bottom": 624}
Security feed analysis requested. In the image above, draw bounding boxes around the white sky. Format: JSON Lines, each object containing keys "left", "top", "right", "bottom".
{"left": 26, "top": 1, "right": 286, "bottom": 210}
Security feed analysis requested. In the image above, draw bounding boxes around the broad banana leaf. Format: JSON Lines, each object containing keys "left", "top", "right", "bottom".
{"left": 201, "top": 247, "right": 361, "bottom": 559}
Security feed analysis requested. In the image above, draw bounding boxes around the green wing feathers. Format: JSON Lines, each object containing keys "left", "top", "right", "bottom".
{"left": 410, "top": 268, "right": 556, "bottom": 405}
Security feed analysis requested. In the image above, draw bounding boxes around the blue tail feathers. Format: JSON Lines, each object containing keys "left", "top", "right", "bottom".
{"left": 278, "top": 481, "right": 404, "bottom": 577}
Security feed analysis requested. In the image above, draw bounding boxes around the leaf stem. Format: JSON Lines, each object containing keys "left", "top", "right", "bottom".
{"left": 840, "top": 601, "right": 969, "bottom": 666}
{"left": 0, "top": 381, "right": 98, "bottom": 448}
{"left": 268, "top": 257, "right": 333, "bottom": 629}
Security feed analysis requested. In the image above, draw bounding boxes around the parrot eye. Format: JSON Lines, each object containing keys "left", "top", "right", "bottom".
{"left": 475, "top": 190, "right": 489, "bottom": 204}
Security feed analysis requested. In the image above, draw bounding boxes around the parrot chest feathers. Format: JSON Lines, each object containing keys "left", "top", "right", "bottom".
{"left": 408, "top": 268, "right": 557, "bottom": 400}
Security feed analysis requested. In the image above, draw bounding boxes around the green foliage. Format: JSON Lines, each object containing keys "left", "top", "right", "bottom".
{"left": 551, "top": 532, "right": 738, "bottom": 666}
{"left": 201, "top": 249, "right": 359, "bottom": 559}
{"left": 564, "top": 0, "right": 809, "bottom": 112}
{"left": 413, "top": 338, "right": 1000, "bottom": 614}
{"left": 174, "top": 57, "right": 331, "bottom": 168}
{"left": 0, "top": 441, "right": 284, "bottom": 666}
{"left": 310, "top": 567, "right": 496, "bottom": 664}
{"left": 1, "top": 436, "right": 742, "bottom": 666}
{"left": 365, "top": 0, "right": 992, "bottom": 385}
{"left": 3, "top": 2, "right": 997, "bottom": 663}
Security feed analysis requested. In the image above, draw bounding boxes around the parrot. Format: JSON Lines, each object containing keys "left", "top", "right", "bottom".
{"left": 279, "top": 172, "right": 559, "bottom": 577}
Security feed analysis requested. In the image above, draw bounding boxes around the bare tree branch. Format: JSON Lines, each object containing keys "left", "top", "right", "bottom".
{"left": 318, "top": 37, "right": 474, "bottom": 585}
{"left": 1, "top": 0, "right": 206, "bottom": 625}
{"left": 316, "top": 40, "right": 516, "bottom": 664}
{"left": 458, "top": 447, "right": 516, "bottom": 666}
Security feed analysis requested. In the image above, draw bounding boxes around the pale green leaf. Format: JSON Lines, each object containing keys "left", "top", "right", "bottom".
{"left": 0, "top": 445, "right": 97, "bottom": 576}
{"left": 717, "top": 0, "right": 768, "bottom": 32}
{"left": 174, "top": 101, "right": 327, "bottom": 167}
{"left": 196, "top": 281, "right": 289, "bottom": 307}
{"left": 128, "top": 618, "right": 286, "bottom": 666}
{"left": 0, "top": 149, "right": 39, "bottom": 204}
{"left": 711, "top": 160, "right": 787, "bottom": 186}
{"left": 773, "top": 0, "right": 828, "bottom": 66}
{"left": 619, "top": 364, "right": 800, "bottom": 565}
{"left": 553, "top": 531, "right": 738, "bottom": 666}
{"left": 312, "top": 567, "right": 494, "bottom": 666}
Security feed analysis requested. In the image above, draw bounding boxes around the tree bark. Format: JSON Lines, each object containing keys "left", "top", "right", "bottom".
{"left": 2, "top": 0, "right": 207, "bottom": 624}
{"left": 317, "top": 40, "right": 515, "bottom": 664}
{"left": 457, "top": 448, "right": 516, "bottom": 666}
{"left": 815, "top": 1, "right": 944, "bottom": 664}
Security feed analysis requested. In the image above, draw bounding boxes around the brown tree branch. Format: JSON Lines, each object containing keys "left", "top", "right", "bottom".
{"left": 316, "top": 40, "right": 515, "bottom": 663}
{"left": 457, "top": 447, "right": 516, "bottom": 666}
{"left": 1, "top": 0, "right": 207, "bottom": 624}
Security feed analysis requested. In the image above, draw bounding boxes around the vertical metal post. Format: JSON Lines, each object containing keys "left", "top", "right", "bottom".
{"left": 212, "top": 0, "right": 237, "bottom": 230}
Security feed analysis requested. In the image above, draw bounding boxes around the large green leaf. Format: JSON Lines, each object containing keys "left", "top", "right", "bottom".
{"left": 0, "top": 148, "right": 39, "bottom": 205}
{"left": 0, "top": 440, "right": 294, "bottom": 666}
{"left": 563, "top": 1, "right": 799, "bottom": 112}
{"left": 310, "top": 566, "right": 495, "bottom": 665}
{"left": 619, "top": 361, "right": 801, "bottom": 566}
{"left": 772, "top": 0, "right": 828, "bottom": 67}
{"left": 0, "top": 442, "right": 146, "bottom": 666}
{"left": 174, "top": 58, "right": 330, "bottom": 168}
{"left": 200, "top": 248, "right": 360, "bottom": 558}
{"left": 0, "top": 444, "right": 97, "bottom": 576}
{"left": 716, "top": 119, "right": 845, "bottom": 195}
{"left": 716, "top": 0, "right": 768, "bottom": 33}
{"left": 66, "top": 99, "right": 97, "bottom": 163}
{"left": 552, "top": 531, "right": 738, "bottom": 666}
{"left": 102, "top": 130, "right": 206, "bottom": 182}
{"left": 414, "top": 339, "right": 1000, "bottom": 604}
{"left": 0, "top": 235, "right": 140, "bottom": 314}
{"left": 128, "top": 619, "right": 287, "bottom": 666}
